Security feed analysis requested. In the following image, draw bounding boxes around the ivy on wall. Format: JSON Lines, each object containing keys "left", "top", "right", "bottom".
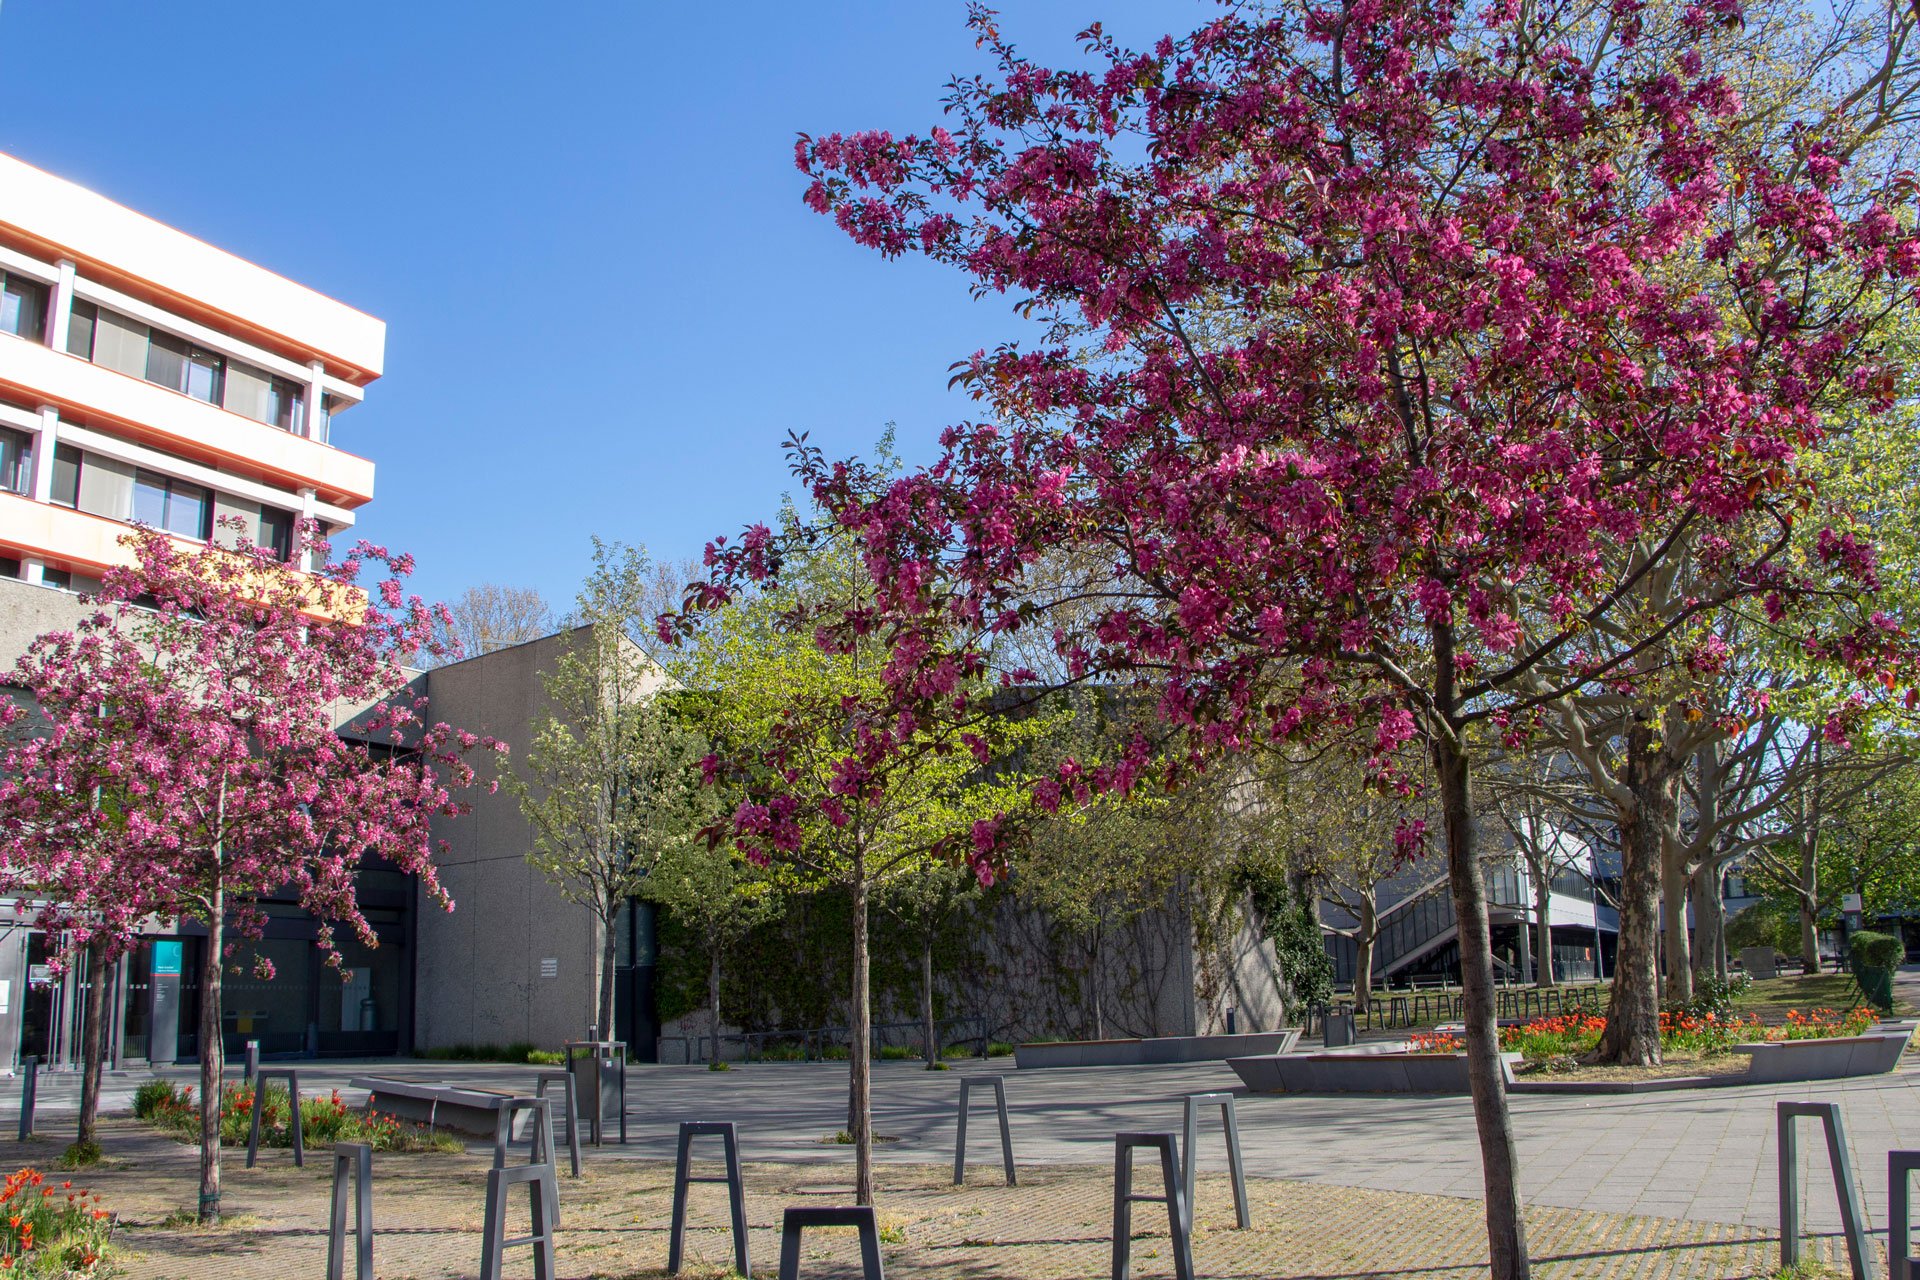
{"left": 653, "top": 885, "right": 993, "bottom": 1034}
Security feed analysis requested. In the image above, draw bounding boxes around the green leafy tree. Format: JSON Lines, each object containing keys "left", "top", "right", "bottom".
{"left": 507, "top": 540, "right": 717, "bottom": 1037}
{"left": 672, "top": 501, "right": 1047, "bottom": 1204}
{"left": 645, "top": 833, "right": 783, "bottom": 1063}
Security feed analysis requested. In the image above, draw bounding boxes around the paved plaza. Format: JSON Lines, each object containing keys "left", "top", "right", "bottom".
{"left": 12, "top": 1049, "right": 1919, "bottom": 1277}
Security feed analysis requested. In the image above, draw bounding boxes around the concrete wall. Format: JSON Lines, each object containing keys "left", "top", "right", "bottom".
{"left": 415, "top": 628, "right": 602, "bottom": 1052}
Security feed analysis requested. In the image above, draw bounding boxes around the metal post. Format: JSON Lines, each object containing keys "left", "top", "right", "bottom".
{"left": 1778, "top": 1101, "right": 1874, "bottom": 1280}
{"left": 326, "top": 1142, "right": 374, "bottom": 1280}
{"left": 243, "top": 1039, "right": 259, "bottom": 1084}
{"left": 15, "top": 1057, "right": 35, "bottom": 1141}
{"left": 1181, "top": 1093, "right": 1250, "bottom": 1230}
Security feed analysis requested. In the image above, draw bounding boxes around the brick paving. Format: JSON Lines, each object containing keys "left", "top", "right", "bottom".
{"left": 33, "top": 1117, "right": 1860, "bottom": 1279}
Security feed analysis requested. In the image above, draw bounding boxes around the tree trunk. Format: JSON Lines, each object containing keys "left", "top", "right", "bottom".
{"left": 708, "top": 950, "right": 723, "bottom": 1065}
{"left": 198, "top": 891, "right": 225, "bottom": 1224}
{"left": 1659, "top": 827, "right": 1693, "bottom": 1004}
{"left": 1797, "top": 829, "right": 1821, "bottom": 974}
{"left": 1533, "top": 869, "right": 1555, "bottom": 988}
{"left": 1596, "top": 720, "right": 1668, "bottom": 1066}
{"left": 921, "top": 934, "right": 937, "bottom": 1068}
{"left": 1431, "top": 728, "right": 1530, "bottom": 1280}
{"left": 1690, "top": 860, "right": 1725, "bottom": 988}
{"left": 1088, "top": 919, "right": 1105, "bottom": 1041}
{"left": 77, "top": 939, "right": 108, "bottom": 1148}
{"left": 849, "top": 871, "right": 874, "bottom": 1205}
{"left": 599, "top": 905, "right": 619, "bottom": 1045}
{"left": 1352, "top": 893, "right": 1377, "bottom": 1014}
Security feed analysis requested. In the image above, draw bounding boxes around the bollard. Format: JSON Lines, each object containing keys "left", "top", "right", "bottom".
{"left": 1112, "top": 1132, "right": 1193, "bottom": 1280}
{"left": 1181, "top": 1092, "right": 1250, "bottom": 1230}
{"left": 326, "top": 1142, "right": 374, "bottom": 1280}
{"left": 243, "top": 1039, "right": 259, "bottom": 1084}
{"left": 1777, "top": 1101, "right": 1872, "bottom": 1280}
{"left": 669, "top": 1121, "right": 750, "bottom": 1277}
{"left": 953, "top": 1075, "right": 1015, "bottom": 1186}
{"left": 15, "top": 1057, "right": 35, "bottom": 1141}
{"left": 246, "top": 1069, "right": 305, "bottom": 1169}
{"left": 778, "top": 1205, "right": 883, "bottom": 1280}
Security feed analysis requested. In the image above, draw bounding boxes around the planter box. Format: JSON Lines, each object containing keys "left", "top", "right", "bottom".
{"left": 1229, "top": 1049, "right": 1524, "bottom": 1094}
{"left": 349, "top": 1076, "right": 530, "bottom": 1139}
{"left": 1730, "top": 1031, "right": 1911, "bottom": 1085}
{"left": 1013, "top": 1029, "right": 1300, "bottom": 1070}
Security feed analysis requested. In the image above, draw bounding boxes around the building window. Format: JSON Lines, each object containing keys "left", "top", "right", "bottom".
{"left": 0, "top": 558, "right": 18, "bottom": 580}
{"left": 132, "top": 470, "right": 211, "bottom": 540}
{"left": 66, "top": 300, "right": 95, "bottom": 359}
{"left": 0, "top": 429, "right": 30, "bottom": 496}
{"left": 222, "top": 359, "right": 305, "bottom": 432}
{"left": 41, "top": 568, "right": 70, "bottom": 590}
{"left": 50, "top": 444, "right": 79, "bottom": 508}
{"left": 259, "top": 505, "right": 294, "bottom": 561}
{"left": 144, "top": 332, "right": 224, "bottom": 406}
{"left": 0, "top": 274, "right": 48, "bottom": 344}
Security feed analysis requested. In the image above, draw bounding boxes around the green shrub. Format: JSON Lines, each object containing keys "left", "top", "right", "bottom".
{"left": 1668, "top": 973, "right": 1750, "bottom": 1020}
{"left": 419, "top": 1042, "right": 552, "bottom": 1064}
{"left": 131, "top": 1078, "right": 176, "bottom": 1120}
{"left": 1849, "top": 930, "right": 1904, "bottom": 969}
{"left": 132, "top": 1079, "right": 460, "bottom": 1154}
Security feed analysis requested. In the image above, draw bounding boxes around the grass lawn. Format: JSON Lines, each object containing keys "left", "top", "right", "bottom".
{"left": 1726, "top": 970, "right": 1908, "bottom": 1022}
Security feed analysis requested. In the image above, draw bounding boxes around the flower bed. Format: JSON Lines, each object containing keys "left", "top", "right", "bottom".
{"left": 1409, "top": 1006, "right": 1877, "bottom": 1062}
{"left": 0, "top": 1168, "right": 114, "bottom": 1277}
{"left": 132, "top": 1080, "right": 460, "bottom": 1154}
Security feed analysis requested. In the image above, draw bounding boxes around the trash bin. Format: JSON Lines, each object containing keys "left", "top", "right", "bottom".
{"left": 1323, "top": 1009, "right": 1356, "bottom": 1048}
{"left": 564, "top": 1040, "right": 627, "bottom": 1144}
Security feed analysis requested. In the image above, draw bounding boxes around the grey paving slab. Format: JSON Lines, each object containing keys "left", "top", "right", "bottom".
{"left": 30, "top": 1042, "right": 1920, "bottom": 1239}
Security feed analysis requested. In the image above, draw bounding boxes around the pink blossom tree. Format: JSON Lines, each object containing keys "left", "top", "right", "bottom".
{"left": 0, "top": 524, "right": 498, "bottom": 1222}
{"left": 677, "top": 2, "right": 1920, "bottom": 1273}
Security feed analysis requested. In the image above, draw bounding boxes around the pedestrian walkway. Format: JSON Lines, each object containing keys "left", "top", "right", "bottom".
{"left": 18, "top": 1048, "right": 1918, "bottom": 1236}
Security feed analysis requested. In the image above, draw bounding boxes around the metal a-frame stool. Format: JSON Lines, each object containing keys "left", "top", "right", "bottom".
{"left": 478, "top": 1162, "right": 558, "bottom": 1280}
{"left": 1890, "top": 1150, "right": 1920, "bottom": 1280}
{"left": 245, "top": 1069, "right": 304, "bottom": 1168}
{"left": 669, "top": 1121, "right": 751, "bottom": 1278}
{"left": 493, "top": 1097, "right": 560, "bottom": 1228}
{"left": 778, "top": 1205, "right": 883, "bottom": 1280}
{"left": 1112, "top": 1132, "right": 1194, "bottom": 1280}
{"left": 1181, "top": 1092, "right": 1250, "bottom": 1229}
{"left": 953, "top": 1075, "right": 1015, "bottom": 1185}
{"left": 325, "top": 1141, "right": 373, "bottom": 1280}
{"left": 533, "top": 1070, "right": 583, "bottom": 1177}
{"left": 1778, "top": 1101, "right": 1873, "bottom": 1280}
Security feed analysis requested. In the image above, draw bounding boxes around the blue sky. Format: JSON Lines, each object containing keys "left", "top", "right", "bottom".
{"left": 0, "top": 0, "right": 1204, "bottom": 614}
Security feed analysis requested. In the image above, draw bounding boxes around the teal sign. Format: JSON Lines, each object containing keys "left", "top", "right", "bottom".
{"left": 152, "top": 941, "right": 182, "bottom": 977}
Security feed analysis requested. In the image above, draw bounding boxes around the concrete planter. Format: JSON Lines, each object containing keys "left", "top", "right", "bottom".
{"left": 1731, "top": 1031, "right": 1911, "bottom": 1084}
{"left": 350, "top": 1076, "right": 532, "bottom": 1138}
{"left": 1228, "top": 1048, "right": 1524, "bottom": 1094}
{"left": 1013, "top": 1029, "right": 1300, "bottom": 1070}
